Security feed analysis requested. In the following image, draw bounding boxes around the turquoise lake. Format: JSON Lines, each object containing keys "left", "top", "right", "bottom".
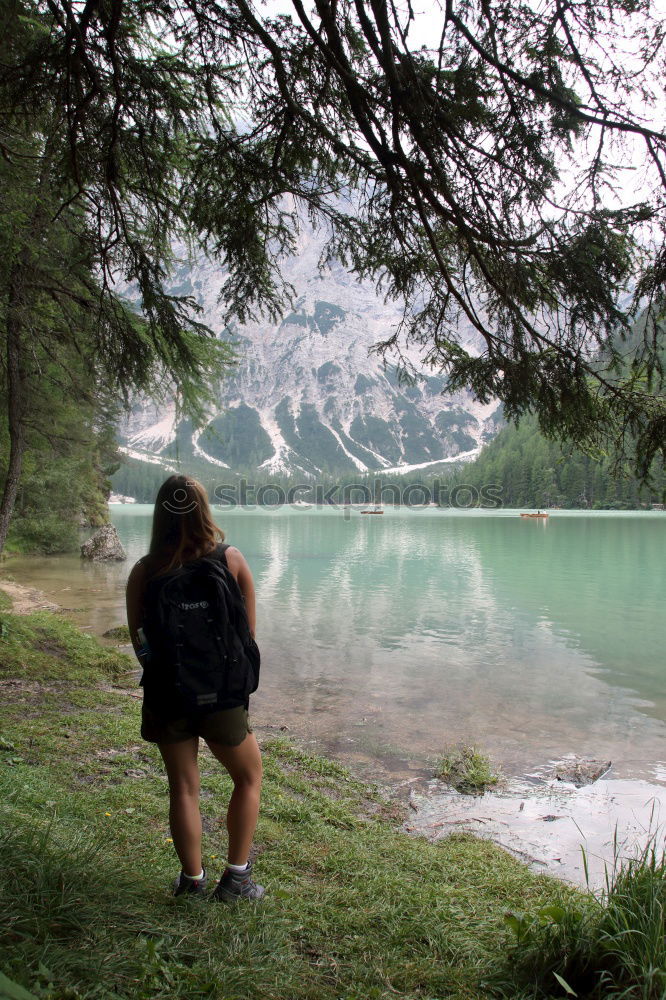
{"left": 6, "top": 506, "right": 666, "bottom": 783}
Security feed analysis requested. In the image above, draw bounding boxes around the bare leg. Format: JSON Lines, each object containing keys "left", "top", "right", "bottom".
{"left": 158, "top": 738, "right": 202, "bottom": 876}
{"left": 205, "top": 733, "right": 262, "bottom": 866}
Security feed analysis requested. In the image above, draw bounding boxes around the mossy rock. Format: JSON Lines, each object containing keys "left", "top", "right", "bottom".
{"left": 436, "top": 743, "right": 501, "bottom": 795}
{"left": 102, "top": 624, "right": 131, "bottom": 642}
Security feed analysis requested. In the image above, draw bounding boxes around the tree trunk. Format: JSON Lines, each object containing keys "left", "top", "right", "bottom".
{"left": 0, "top": 268, "right": 27, "bottom": 555}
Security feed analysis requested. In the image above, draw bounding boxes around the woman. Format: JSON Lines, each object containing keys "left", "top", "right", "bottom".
{"left": 125, "top": 474, "right": 264, "bottom": 901}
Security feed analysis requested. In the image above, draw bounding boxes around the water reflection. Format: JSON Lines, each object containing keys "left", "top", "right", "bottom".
{"left": 4, "top": 506, "right": 665, "bottom": 782}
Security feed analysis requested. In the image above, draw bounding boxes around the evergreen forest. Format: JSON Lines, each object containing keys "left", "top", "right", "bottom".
{"left": 446, "top": 415, "right": 665, "bottom": 510}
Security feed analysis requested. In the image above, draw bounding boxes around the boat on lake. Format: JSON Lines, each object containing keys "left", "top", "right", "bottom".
{"left": 520, "top": 511, "right": 549, "bottom": 518}
{"left": 361, "top": 506, "right": 384, "bottom": 514}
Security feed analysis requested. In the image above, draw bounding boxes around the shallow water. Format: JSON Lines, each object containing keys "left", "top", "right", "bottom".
{"left": 4, "top": 506, "right": 666, "bottom": 785}
{"left": 406, "top": 770, "right": 666, "bottom": 887}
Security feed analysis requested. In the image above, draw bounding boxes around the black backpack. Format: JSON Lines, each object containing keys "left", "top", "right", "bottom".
{"left": 141, "top": 543, "right": 260, "bottom": 711}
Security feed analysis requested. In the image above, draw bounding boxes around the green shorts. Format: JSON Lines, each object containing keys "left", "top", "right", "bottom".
{"left": 141, "top": 703, "right": 252, "bottom": 746}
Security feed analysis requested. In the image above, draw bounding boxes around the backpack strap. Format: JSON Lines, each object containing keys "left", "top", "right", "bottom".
{"left": 216, "top": 542, "right": 231, "bottom": 566}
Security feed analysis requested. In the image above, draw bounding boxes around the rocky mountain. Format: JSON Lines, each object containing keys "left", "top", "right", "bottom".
{"left": 119, "top": 222, "right": 503, "bottom": 480}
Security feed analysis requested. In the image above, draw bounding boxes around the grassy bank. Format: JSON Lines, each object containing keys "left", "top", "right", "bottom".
{"left": 0, "top": 592, "right": 577, "bottom": 1000}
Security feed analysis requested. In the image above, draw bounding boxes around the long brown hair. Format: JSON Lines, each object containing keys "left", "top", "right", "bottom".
{"left": 149, "top": 475, "right": 224, "bottom": 573}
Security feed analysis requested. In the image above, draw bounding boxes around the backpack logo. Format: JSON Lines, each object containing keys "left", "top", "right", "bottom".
{"left": 179, "top": 600, "right": 210, "bottom": 610}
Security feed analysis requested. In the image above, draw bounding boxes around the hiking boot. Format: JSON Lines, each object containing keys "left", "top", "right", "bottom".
{"left": 173, "top": 868, "right": 207, "bottom": 897}
{"left": 212, "top": 862, "right": 265, "bottom": 902}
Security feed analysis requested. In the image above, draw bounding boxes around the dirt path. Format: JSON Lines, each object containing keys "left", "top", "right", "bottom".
{"left": 0, "top": 578, "right": 60, "bottom": 615}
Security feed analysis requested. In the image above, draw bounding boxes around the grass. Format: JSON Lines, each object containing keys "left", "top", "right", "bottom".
{"left": 0, "top": 596, "right": 583, "bottom": 999}
{"left": 0, "top": 586, "right": 13, "bottom": 611}
{"left": 435, "top": 743, "right": 501, "bottom": 794}
{"left": 102, "top": 625, "right": 132, "bottom": 643}
{"left": 494, "top": 836, "right": 666, "bottom": 999}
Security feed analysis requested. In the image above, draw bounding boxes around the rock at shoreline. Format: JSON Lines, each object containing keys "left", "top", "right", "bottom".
{"left": 550, "top": 756, "right": 612, "bottom": 787}
{"left": 81, "top": 524, "right": 126, "bottom": 562}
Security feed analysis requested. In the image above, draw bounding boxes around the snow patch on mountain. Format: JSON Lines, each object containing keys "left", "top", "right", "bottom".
{"left": 120, "top": 220, "right": 502, "bottom": 476}
{"left": 381, "top": 448, "right": 483, "bottom": 475}
{"left": 192, "top": 428, "right": 230, "bottom": 469}
{"left": 118, "top": 445, "right": 180, "bottom": 473}
{"left": 323, "top": 423, "right": 369, "bottom": 472}
{"left": 127, "top": 408, "right": 178, "bottom": 452}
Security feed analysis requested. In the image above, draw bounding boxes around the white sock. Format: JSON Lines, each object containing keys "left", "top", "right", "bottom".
{"left": 182, "top": 869, "right": 204, "bottom": 881}
{"left": 226, "top": 861, "right": 249, "bottom": 874}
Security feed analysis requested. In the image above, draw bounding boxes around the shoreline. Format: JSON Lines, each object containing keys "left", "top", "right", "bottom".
{"left": 404, "top": 768, "right": 666, "bottom": 889}
{"left": 0, "top": 577, "right": 61, "bottom": 615}
{"left": 1, "top": 577, "right": 664, "bottom": 889}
